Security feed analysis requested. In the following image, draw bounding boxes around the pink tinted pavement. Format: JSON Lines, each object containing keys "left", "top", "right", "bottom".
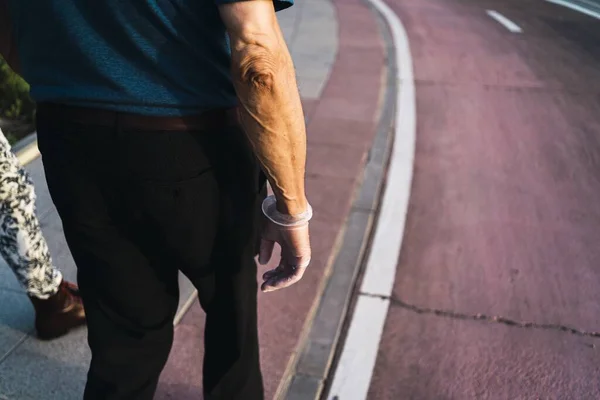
{"left": 368, "top": 0, "right": 600, "bottom": 398}
{"left": 155, "top": 0, "right": 386, "bottom": 398}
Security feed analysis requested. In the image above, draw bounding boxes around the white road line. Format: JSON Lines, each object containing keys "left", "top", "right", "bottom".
{"left": 327, "top": 296, "right": 391, "bottom": 399}
{"left": 545, "top": 0, "right": 600, "bottom": 20}
{"left": 327, "top": 0, "right": 416, "bottom": 396}
{"left": 486, "top": 10, "right": 523, "bottom": 33}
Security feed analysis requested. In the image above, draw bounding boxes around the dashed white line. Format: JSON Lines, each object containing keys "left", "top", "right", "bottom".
{"left": 545, "top": 0, "right": 600, "bottom": 20}
{"left": 486, "top": 10, "right": 523, "bottom": 33}
{"left": 327, "top": 0, "right": 416, "bottom": 396}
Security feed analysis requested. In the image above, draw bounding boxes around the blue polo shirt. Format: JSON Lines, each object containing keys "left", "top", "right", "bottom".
{"left": 7, "top": 0, "right": 293, "bottom": 116}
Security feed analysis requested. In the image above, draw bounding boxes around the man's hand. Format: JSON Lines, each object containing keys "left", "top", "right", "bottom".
{"left": 258, "top": 219, "right": 310, "bottom": 292}
{"left": 258, "top": 195, "right": 312, "bottom": 292}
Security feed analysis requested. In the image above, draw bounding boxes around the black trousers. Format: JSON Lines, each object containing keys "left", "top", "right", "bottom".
{"left": 36, "top": 105, "right": 265, "bottom": 400}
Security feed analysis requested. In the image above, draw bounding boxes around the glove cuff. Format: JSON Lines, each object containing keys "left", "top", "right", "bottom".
{"left": 261, "top": 195, "right": 313, "bottom": 227}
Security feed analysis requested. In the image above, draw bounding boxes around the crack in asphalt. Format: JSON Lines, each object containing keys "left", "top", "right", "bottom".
{"left": 361, "top": 292, "right": 600, "bottom": 339}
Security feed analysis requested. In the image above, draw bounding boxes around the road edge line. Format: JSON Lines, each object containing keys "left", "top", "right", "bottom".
{"left": 545, "top": 0, "right": 600, "bottom": 20}
{"left": 327, "top": 0, "right": 416, "bottom": 397}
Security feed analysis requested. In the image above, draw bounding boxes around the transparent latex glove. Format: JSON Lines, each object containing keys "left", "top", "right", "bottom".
{"left": 258, "top": 196, "right": 312, "bottom": 293}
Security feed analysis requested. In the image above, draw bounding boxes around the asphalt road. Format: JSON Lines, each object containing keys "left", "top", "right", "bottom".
{"left": 367, "top": 0, "right": 600, "bottom": 398}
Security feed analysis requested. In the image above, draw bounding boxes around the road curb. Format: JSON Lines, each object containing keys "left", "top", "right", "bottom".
{"left": 12, "top": 132, "right": 40, "bottom": 166}
{"left": 280, "top": 5, "right": 398, "bottom": 398}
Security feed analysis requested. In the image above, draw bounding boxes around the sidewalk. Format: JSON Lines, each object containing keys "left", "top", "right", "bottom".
{"left": 0, "top": 0, "right": 389, "bottom": 398}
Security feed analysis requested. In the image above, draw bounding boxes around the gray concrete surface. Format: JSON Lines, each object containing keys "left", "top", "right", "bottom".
{"left": 278, "top": 0, "right": 338, "bottom": 100}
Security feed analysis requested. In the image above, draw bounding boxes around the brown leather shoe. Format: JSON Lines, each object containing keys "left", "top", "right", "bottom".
{"left": 29, "top": 280, "right": 86, "bottom": 340}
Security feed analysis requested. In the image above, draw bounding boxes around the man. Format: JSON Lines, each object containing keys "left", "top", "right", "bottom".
{"left": 3, "top": 0, "right": 311, "bottom": 399}
{"left": 0, "top": 127, "right": 85, "bottom": 339}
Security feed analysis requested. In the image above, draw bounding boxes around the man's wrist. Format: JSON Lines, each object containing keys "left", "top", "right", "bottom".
{"left": 275, "top": 197, "right": 309, "bottom": 216}
{"left": 263, "top": 195, "right": 312, "bottom": 226}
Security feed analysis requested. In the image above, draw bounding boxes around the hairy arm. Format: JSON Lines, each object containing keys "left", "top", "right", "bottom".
{"left": 218, "top": 0, "right": 307, "bottom": 216}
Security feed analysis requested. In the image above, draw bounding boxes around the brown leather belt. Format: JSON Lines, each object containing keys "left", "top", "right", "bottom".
{"left": 37, "top": 103, "right": 239, "bottom": 131}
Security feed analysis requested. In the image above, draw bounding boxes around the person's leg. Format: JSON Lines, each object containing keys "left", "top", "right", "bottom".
{"left": 36, "top": 115, "right": 185, "bottom": 399}
{"left": 0, "top": 129, "right": 85, "bottom": 339}
{"left": 188, "top": 127, "right": 265, "bottom": 400}
{"left": 199, "top": 214, "right": 264, "bottom": 400}
{"left": 37, "top": 105, "right": 263, "bottom": 399}
{"left": 115, "top": 123, "right": 264, "bottom": 399}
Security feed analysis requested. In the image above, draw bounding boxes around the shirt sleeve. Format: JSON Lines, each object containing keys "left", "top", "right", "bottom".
{"left": 214, "top": 0, "right": 294, "bottom": 12}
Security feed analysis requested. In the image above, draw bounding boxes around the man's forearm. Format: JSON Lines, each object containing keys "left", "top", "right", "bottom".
{"left": 222, "top": 2, "right": 308, "bottom": 216}
{"left": 233, "top": 39, "right": 307, "bottom": 215}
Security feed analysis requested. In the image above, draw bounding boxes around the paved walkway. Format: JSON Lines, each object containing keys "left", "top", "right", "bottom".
{"left": 0, "top": 1, "right": 388, "bottom": 399}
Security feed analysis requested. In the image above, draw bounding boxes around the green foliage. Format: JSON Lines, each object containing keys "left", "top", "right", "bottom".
{"left": 0, "top": 56, "right": 35, "bottom": 143}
